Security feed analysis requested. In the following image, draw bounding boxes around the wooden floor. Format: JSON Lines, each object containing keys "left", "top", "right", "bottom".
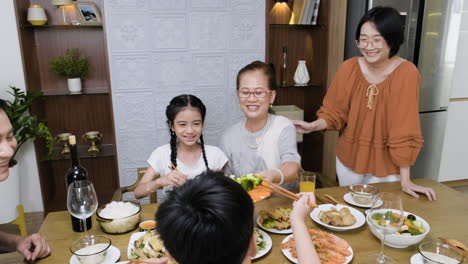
{"left": 1, "top": 180, "right": 467, "bottom": 263}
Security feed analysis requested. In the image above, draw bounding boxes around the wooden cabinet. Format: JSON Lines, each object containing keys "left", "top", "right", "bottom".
{"left": 14, "top": 0, "right": 119, "bottom": 212}
{"left": 265, "top": 0, "right": 346, "bottom": 186}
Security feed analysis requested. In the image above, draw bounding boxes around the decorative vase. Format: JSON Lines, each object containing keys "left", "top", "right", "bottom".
{"left": 67, "top": 78, "right": 82, "bottom": 94}
{"left": 27, "top": 5, "right": 48, "bottom": 26}
{"left": 293, "top": 60, "right": 310, "bottom": 86}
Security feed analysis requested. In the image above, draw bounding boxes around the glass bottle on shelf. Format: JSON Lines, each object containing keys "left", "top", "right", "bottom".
{"left": 280, "top": 46, "right": 288, "bottom": 87}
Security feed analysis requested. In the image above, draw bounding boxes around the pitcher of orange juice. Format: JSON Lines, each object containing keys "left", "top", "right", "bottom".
{"left": 299, "top": 171, "right": 316, "bottom": 192}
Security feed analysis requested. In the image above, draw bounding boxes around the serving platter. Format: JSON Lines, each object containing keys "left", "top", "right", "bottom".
{"left": 256, "top": 215, "right": 292, "bottom": 234}
{"left": 281, "top": 233, "right": 354, "bottom": 263}
{"left": 310, "top": 204, "right": 366, "bottom": 231}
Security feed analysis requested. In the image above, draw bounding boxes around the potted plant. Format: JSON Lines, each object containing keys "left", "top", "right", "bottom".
{"left": 48, "top": 48, "right": 90, "bottom": 93}
{"left": 2, "top": 86, "right": 54, "bottom": 167}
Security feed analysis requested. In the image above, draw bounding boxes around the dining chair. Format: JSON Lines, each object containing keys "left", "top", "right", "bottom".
{"left": 112, "top": 167, "right": 157, "bottom": 203}
{"left": 9, "top": 205, "right": 27, "bottom": 237}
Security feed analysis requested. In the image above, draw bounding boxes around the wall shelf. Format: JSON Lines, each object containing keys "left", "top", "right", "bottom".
{"left": 43, "top": 87, "right": 110, "bottom": 96}
{"left": 21, "top": 24, "right": 102, "bottom": 29}
{"left": 14, "top": 0, "right": 119, "bottom": 213}
{"left": 270, "top": 24, "right": 323, "bottom": 28}
{"left": 48, "top": 144, "right": 115, "bottom": 161}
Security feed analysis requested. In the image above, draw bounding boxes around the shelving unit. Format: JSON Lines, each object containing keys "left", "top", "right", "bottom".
{"left": 14, "top": 0, "right": 119, "bottom": 212}
{"left": 266, "top": 0, "right": 347, "bottom": 186}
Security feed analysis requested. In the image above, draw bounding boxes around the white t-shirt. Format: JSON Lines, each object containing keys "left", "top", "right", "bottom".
{"left": 147, "top": 143, "right": 228, "bottom": 201}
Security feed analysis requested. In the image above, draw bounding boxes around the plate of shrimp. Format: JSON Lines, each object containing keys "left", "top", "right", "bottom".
{"left": 281, "top": 229, "right": 353, "bottom": 264}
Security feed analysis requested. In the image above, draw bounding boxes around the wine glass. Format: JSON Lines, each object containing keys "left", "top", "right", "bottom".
{"left": 67, "top": 180, "right": 98, "bottom": 234}
{"left": 366, "top": 192, "right": 404, "bottom": 264}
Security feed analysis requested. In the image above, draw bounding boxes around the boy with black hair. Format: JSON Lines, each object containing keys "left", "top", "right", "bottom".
{"left": 142, "top": 170, "right": 320, "bottom": 264}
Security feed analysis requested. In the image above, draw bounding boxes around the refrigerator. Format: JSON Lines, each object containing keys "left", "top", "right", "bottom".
{"left": 344, "top": 0, "right": 463, "bottom": 181}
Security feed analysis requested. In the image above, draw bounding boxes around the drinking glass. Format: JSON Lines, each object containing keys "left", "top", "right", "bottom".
{"left": 67, "top": 180, "right": 98, "bottom": 234}
{"left": 366, "top": 192, "right": 404, "bottom": 264}
{"left": 299, "top": 172, "right": 316, "bottom": 192}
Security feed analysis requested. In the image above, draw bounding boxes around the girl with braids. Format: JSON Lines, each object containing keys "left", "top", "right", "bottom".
{"left": 134, "top": 94, "right": 228, "bottom": 202}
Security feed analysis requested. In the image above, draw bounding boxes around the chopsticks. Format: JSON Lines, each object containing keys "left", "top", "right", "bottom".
{"left": 168, "top": 163, "right": 176, "bottom": 171}
{"left": 261, "top": 180, "right": 317, "bottom": 208}
{"left": 439, "top": 237, "right": 468, "bottom": 258}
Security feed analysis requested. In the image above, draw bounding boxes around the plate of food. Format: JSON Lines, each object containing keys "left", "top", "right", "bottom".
{"left": 253, "top": 228, "right": 272, "bottom": 260}
{"left": 230, "top": 174, "right": 271, "bottom": 202}
{"left": 281, "top": 229, "right": 353, "bottom": 264}
{"left": 127, "top": 231, "right": 174, "bottom": 263}
{"left": 257, "top": 207, "right": 293, "bottom": 234}
{"left": 310, "top": 204, "right": 366, "bottom": 231}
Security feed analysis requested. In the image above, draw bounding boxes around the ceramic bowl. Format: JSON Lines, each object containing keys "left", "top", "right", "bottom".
{"left": 96, "top": 201, "right": 141, "bottom": 234}
{"left": 348, "top": 184, "right": 379, "bottom": 205}
{"left": 418, "top": 241, "right": 464, "bottom": 263}
{"left": 70, "top": 235, "right": 111, "bottom": 264}
{"left": 366, "top": 210, "right": 430, "bottom": 248}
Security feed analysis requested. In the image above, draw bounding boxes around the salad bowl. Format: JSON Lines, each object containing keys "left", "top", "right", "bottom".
{"left": 366, "top": 210, "right": 430, "bottom": 248}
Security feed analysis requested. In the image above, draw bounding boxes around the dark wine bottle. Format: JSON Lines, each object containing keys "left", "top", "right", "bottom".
{"left": 65, "top": 135, "right": 92, "bottom": 232}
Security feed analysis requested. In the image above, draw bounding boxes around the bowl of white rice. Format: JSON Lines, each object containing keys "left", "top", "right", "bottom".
{"left": 96, "top": 201, "right": 141, "bottom": 234}
{"left": 70, "top": 235, "right": 111, "bottom": 264}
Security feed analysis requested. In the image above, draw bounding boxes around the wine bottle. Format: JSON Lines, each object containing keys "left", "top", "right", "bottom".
{"left": 65, "top": 135, "right": 92, "bottom": 232}
{"left": 281, "top": 46, "right": 288, "bottom": 87}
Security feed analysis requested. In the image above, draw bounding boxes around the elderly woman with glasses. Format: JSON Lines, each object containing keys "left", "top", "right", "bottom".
{"left": 293, "top": 7, "right": 436, "bottom": 200}
{"left": 219, "top": 61, "right": 301, "bottom": 188}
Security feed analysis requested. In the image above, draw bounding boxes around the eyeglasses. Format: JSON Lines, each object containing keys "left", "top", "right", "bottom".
{"left": 238, "top": 90, "right": 271, "bottom": 98}
{"left": 356, "top": 37, "right": 385, "bottom": 49}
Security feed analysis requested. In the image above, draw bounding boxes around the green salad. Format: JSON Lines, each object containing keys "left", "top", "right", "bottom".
{"left": 372, "top": 212, "right": 426, "bottom": 236}
{"left": 230, "top": 174, "right": 263, "bottom": 191}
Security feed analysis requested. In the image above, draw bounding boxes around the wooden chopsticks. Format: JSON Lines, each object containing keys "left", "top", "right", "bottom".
{"left": 439, "top": 237, "right": 468, "bottom": 258}
{"left": 168, "top": 163, "right": 176, "bottom": 171}
{"left": 261, "top": 180, "right": 317, "bottom": 208}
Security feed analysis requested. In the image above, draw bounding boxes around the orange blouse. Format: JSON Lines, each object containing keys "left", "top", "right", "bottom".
{"left": 317, "top": 57, "right": 424, "bottom": 177}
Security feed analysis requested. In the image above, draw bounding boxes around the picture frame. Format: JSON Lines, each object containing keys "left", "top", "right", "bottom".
{"left": 74, "top": 2, "right": 102, "bottom": 25}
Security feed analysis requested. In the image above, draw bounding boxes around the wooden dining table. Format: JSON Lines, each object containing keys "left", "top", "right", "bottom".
{"left": 34, "top": 178, "right": 468, "bottom": 263}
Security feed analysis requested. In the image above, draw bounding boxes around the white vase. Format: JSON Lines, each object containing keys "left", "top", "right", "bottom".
{"left": 27, "top": 4, "right": 48, "bottom": 25}
{"left": 294, "top": 60, "right": 310, "bottom": 86}
{"left": 68, "top": 78, "right": 82, "bottom": 93}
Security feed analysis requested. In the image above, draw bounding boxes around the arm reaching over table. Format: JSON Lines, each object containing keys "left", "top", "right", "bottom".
{"left": 290, "top": 193, "right": 321, "bottom": 264}
{"left": 0, "top": 232, "right": 51, "bottom": 261}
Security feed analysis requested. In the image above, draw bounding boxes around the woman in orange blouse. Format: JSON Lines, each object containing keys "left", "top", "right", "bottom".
{"left": 293, "top": 7, "right": 436, "bottom": 200}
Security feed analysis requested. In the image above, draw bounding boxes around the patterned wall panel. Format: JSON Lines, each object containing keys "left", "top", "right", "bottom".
{"left": 104, "top": 0, "right": 265, "bottom": 195}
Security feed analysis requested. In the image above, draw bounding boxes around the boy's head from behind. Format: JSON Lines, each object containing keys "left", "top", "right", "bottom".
{"left": 156, "top": 171, "right": 255, "bottom": 264}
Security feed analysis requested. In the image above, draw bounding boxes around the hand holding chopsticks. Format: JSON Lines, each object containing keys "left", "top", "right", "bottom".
{"left": 261, "top": 179, "right": 317, "bottom": 208}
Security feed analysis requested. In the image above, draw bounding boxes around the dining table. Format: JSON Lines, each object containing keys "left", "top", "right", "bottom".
{"left": 34, "top": 178, "right": 468, "bottom": 263}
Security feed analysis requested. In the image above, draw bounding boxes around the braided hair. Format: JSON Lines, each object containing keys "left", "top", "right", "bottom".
{"left": 166, "top": 94, "right": 209, "bottom": 169}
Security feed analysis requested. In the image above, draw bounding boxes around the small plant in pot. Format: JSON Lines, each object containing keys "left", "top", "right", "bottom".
{"left": 49, "top": 48, "right": 90, "bottom": 94}
{"left": 2, "top": 86, "right": 54, "bottom": 167}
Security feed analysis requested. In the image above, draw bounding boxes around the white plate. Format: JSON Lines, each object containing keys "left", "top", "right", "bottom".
{"left": 253, "top": 228, "right": 272, "bottom": 260}
{"left": 343, "top": 192, "right": 382, "bottom": 208}
{"left": 310, "top": 204, "right": 366, "bottom": 231}
{"left": 127, "top": 232, "right": 146, "bottom": 258}
{"left": 256, "top": 215, "right": 292, "bottom": 234}
{"left": 410, "top": 253, "right": 424, "bottom": 264}
{"left": 70, "top": 245, "right": 120, "bottom": 264}
{"left": 281, "top": 233, "right": 354, "bottom": 263}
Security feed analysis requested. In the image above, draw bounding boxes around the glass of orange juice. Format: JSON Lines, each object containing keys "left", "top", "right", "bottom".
{"left": 300, "top": 172, "right": 316, "bottom": 192}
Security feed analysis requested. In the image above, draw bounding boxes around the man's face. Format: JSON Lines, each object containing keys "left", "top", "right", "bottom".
{"left": 0, "top": 110, "right": 17, "bottom": 182}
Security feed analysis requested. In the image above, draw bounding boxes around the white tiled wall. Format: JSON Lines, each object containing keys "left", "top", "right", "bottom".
{"left": 103, "top": 0, "right": 265, "bottom": 191}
